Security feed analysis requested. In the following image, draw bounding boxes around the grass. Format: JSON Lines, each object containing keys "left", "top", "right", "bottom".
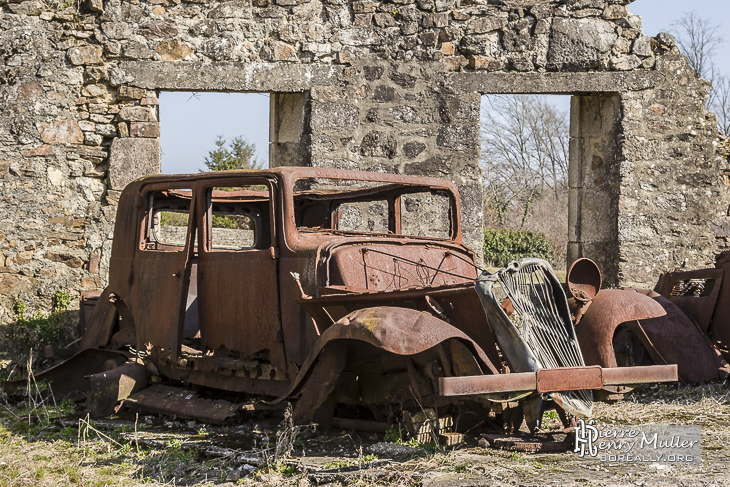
{"left": 0, "top": 382, "right": 727, "bottom": 485}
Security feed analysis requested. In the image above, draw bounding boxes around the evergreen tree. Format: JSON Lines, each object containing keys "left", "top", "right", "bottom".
{"left": 202, "top": 135, "right": 263, "bottom": 171}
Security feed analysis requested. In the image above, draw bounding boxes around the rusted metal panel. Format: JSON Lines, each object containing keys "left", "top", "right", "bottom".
{"left": 282, "top": 306, "right": 500, "bottom": 404}
{"left": 2, "top": 349, "right": 130, "bottom": 400}
{"left": 536, "top": 366, "right": 603, "bottom": 393}
{"left": 87, "top": 361, "right": 148, "bottom": 417}
{"left": 655, "top": 268, "right": 723, "bottom": 334}
{"left": 198, "top": 249, "right": 285, "bottom": 370}
{"left": 298, "top": 283, "right": 502, "bottom": 367}
{"left": 79, "top": 288, "right": 118, "bottom": 349}
{"left": 577, "top": 289, "right": 725, "bottom": 384}
{"left": 323, "top": 242, "right": 477, "bottom": 291}
{"left": 575, "top": 289, "right": 667, "bottom": 369}
{"left": 709, "top": 261, "right": 730, "bottom": 350}
{"left": 132, "top": 251, "right": 188, "bottom": 357}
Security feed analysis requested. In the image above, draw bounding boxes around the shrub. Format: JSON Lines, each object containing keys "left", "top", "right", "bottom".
{"left": 2, "top": 290, "right": 76, "bottom": 372}
{"left": 483, "top": 228, "right": 555, "bottom": 267}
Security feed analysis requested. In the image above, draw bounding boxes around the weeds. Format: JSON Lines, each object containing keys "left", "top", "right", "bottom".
{"left": 2, "top": 290, "right": 78, "bottom": 375}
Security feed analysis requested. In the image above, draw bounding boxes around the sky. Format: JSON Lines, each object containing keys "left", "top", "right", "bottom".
{"left": 159, "top": 0, "right": 730, "bottom": 174}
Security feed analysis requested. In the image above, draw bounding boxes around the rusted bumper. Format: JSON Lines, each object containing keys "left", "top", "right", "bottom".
{"left": 438, "top": 365, "right": 678, "bottom": 397}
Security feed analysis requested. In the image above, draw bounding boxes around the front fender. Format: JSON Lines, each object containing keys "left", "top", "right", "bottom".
{"left": 284, "top": 306, "right": 498, "bottom": 399}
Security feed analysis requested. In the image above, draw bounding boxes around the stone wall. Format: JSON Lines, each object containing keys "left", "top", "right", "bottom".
{"left": 1, "top": 0, "right": 728, "bottom": 317}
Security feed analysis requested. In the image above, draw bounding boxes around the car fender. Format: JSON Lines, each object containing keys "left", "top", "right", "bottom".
{"left": 284, "top": 306, "right": 499, "bottom": 399}
{"left": 576, "top": 289, "right": 725, "bottom": 383}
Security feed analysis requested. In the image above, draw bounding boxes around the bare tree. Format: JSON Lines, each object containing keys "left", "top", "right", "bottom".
{"left": 671, "top": 11, "right": 729, "bottom": 137}
{"left": 671, "top": 11, "right": 723, "bottom": 81}
{"left": 711, "top": 74, "right": 730, "bottom": 138}
{"left": 481, "top": 95, "right": 569, "bottom": 228}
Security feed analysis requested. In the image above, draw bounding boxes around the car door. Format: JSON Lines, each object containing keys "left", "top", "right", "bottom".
{"left": 131, "top": 184, "right": 197, "bottom": 359}
{"left": 196, "top": 178, "right": 287, "bottom": 374}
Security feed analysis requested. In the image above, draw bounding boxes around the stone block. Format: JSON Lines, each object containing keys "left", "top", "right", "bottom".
{"left": 602, "top": 5, "right": 627, "bottom": 20}
{"left": 547, "top": 18, "right": 617, "bottom": 70}
{"left": 260, "top": 41, "right": 298, "bottom": 62}
{"left": 465, "top": 14, "right": 508, "bottom": 35}
{"left": 46, "top": 252, "right": 84, "bottom": 268}
{"left": 118, "top": 86, "right": 146, "bottom": 100}
{"left": 352, "top": 1, "right": 377, "bottom": 13}
{"left": 84, "top": 132, "right": 103, "bottom": 145}
{"left": 459, "top": 33, "right": 500, "bottom": 56}
{"left": 442, "top": 56, "right": 468, "bottom": 72}
{"left": 0, "top": 273, "right": 37, "bottom": 296}
{"left": 84, "top": 0, "right": 103, "bottom": 12}
{"left": 436, "top": 125, "right": 478, "bottom": 151}
{"left": 190, "top": 20, "right": 218, "bottom": 37}
{"left": 208, "top": 1, "right": 252, "bottom": 19}
{"left": 374, "top": 12, "right": 397, "bottom": 28}
{"left": 372, "top": 85, "right": 396, "bottom": 103}
{"left": 632, "top": 35, "right": 652, "bottom": 57}
{"left": 7, "top": 1, "right": 42, "bottom": 16}
{"left": 140, "top": 20, "right": 179, "bottom": 39}
{"left": 67, "top": 45, "right": 103, "bottom": 65}
{"left": 17, "top": 81, "right": 43, "bottom": 101}
{"left": 108, "top": 138, "right": 160, "bottom": 190}
{"left": 311, "top": 103, "right": 360, "bottom": 131}
{"left": 403, "top": 141, "right": 426, "bottom": 159}
{"left": 130, "top": 122, "right": 160, "bottom": 138}
{"left": 363, "top": 65, "right": 384, "bottom": 80}
{"left": 101, "top": 22, "right": 131, "bottom": 40}
{"left": 21, "top": 145, "right": 54, "bottom": 157}
{"left": 122, "top": 40, "right": 155, "bottom": 59}
{"left": 440, "top": 42, "right": 455, "bottom": 56}
{"left": 467, "top": 55, "right": 500, "bottom": 70}
{"left": 403, "top": 156, "right": 452, "bottom": 176}
{"left": 360, "top": 131, "right": 397, "bottom": 158}
{"left": 37, "top": 120, "right": 84, "bottom": 144}
{"left": 156, "top": 39, "right": 194, "bottom": 61}
{"left": 117, "top": 106, "right": 156, "bottom": 122}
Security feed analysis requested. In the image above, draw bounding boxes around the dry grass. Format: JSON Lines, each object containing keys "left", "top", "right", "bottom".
{"left": 0, "top": 381, "right": 728, "bottom": 486}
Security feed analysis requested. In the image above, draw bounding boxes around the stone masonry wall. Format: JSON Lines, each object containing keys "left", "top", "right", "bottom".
{"left": 1, "top": 0, "right": 728, "bottom": 317}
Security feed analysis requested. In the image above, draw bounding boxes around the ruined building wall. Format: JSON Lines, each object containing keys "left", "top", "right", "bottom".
{"left": 1, "top": 0, "right": 728, "bottom": 317}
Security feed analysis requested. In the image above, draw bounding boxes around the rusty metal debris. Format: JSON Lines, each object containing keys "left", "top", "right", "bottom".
{"left": 655, "top": 253, "right": 730, "bottom": 356}
{"left": 125, "top": 385, "right": 240, "bottom": 424}
{"left": 2, "top": 168, "right": 685, "bottom": 436}
{"left": 481, "top": 433, "right": 573, "bottom": 453}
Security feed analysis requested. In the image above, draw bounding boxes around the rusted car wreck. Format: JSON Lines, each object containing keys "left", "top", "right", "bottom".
{"left": 5, "top": 168, "right": 680, "bottom": 433}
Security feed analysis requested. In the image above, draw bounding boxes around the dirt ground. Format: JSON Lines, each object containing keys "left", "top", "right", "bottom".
{"left": 0, "top": 382, "right": 728, "bottom": 487}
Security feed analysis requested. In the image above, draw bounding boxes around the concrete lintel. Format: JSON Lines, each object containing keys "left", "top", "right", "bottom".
{"left": 118, "top": 61, "right": 345, "bottom": 92}
{"left": 448, "top": 70, "right": 660, "bottom": 95}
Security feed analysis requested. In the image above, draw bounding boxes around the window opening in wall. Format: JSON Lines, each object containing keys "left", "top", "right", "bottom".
{"left": 159, "top": 92, "right": 270, "bottom": 174}
{"left": 480, "top": 94, "right": 571, "bottom": 271}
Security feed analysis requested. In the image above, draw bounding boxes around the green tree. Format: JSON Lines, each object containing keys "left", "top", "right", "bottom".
{"left": 202, "top": 135, "right": 263, "bottom": 172}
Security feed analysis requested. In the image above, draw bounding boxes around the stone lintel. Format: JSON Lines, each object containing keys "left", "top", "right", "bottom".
{"left": 118, "top": 61, "right": 345, "bottom": 92}
{"left": 448, "top": 70, "right": 660, "bottom": 94}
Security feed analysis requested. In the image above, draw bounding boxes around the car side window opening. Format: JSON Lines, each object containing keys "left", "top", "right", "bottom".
{"left": 293, "top": 177, "right": 454, "bottom": 239}
{"left": 206, "top": 185, "right": 272, "bottom": 251}
{"left": 144, "top": 189, "right": 194, "bottom": 251}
